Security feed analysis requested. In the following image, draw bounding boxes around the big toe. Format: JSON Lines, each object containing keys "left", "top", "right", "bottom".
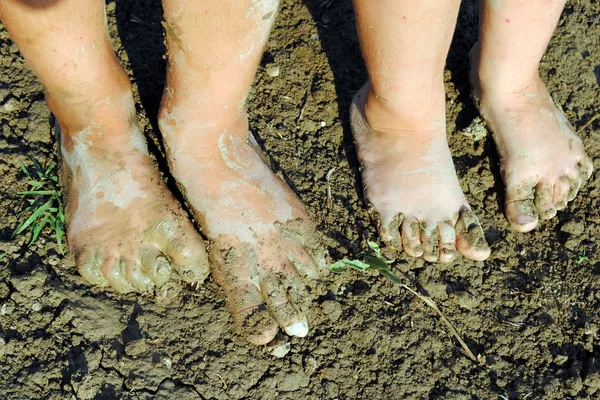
{"left": 76, "top": 250, "right": 108, "bottom": 287}
{"left": 505, "top": 184, "right": 539, "bottom": 232}
{"left": 230, "top": 283, "right": 279, "bottom": 345}
{"left": 157, "top": 217, "right": 210, "bottom": 284}
{"left": 261, "top": 272, "right": 309, "bottom": 339}
{"left": 455, "top": 208, "right": 491, "bottom": 261}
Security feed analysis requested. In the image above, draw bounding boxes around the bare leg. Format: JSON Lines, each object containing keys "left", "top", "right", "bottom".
{"left": 0, "top": 0, "right": 209, "bottom": 293}
{"left": 351, "top": 0, "right": 491, "bottom": 262}
{"left": 158, "top": 0, "right": 326, "bottom": 345}
{"left": 471, "top": 0, "right": 593, "bottom": 231}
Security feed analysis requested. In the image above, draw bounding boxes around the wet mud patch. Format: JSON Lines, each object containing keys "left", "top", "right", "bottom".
{"left": 1, "top": 0, "right": 600, "bottom": 399}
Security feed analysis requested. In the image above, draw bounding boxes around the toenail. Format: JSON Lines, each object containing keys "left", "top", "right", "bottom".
{"left": 516, "top": 215, "right": 536, "bottom": 225}
{"left": 155, "top": 255, "right": 170, "bottom": 274}
{"left": 284, "top": 320, "right": 308, "bottom": 337}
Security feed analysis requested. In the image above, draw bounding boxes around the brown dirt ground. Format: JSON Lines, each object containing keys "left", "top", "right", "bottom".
{"left": 1, "top": 0, "right": 600, "bottom": 399}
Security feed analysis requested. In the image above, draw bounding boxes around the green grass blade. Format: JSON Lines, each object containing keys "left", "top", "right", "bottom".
{"left": 18, "top": 190, "right": 56, "bottom": 196}
{"left": 14, "top": 198, "right": 53, "bottom": 235}
{"left": 55, "top": 219, "right": 64, "bottom": 255}
{"left": 329, "top": 259, "right": 371, "bottom": 273}
{"left": 31, "top": 213, "right": 51, "bottom": 244}
{"left": 19, "top": 161, "right": 31, "bottom": 178}
{"left": 29, "top": 156, "right": 44, "bottom": 178}
{"left": 45, "top": 161, "right": 57, "bottom": 176}
{"left": 0, "top": 252, "right": 7, "bottom": 260}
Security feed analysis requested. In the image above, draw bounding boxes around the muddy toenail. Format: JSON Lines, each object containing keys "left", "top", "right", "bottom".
{"left": 156, "top": 256, "right": 170, "bottom": 274}
{"left": 284, "top": 320, "right": 308, "bottom": 337}
{"left": 516, "top": 215, "right": 536, "bottom": 225}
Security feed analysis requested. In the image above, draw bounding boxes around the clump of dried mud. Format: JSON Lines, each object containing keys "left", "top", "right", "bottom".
{"left": 1, "top": 0, "right": 599, "bottom": 399}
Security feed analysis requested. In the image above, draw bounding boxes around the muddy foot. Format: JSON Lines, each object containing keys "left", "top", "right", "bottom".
{"left": 470, "top": 48, "right": 594, "bottom": 232}
{"left": 59, "top": 92, "right": 209, "bottom": 295}
{"left": 350, "top": 84, "right": 490, "bottom": 263}
{"left": 159, "top": 103, "right": 327, "bottom": 345}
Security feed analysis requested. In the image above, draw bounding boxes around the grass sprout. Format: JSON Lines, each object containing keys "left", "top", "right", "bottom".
{"left": 330, "top": 241, "right": 484, "bottom": 365}
{"left": 576, "top": 251, "right": 589, "bottom": 264}
{"left": 13, "top": 157, "right": 65, "bottom": 254}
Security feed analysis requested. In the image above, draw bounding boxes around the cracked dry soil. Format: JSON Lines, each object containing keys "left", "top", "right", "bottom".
{"left": 1, "top": 0, "right": 600, "bottom": 399}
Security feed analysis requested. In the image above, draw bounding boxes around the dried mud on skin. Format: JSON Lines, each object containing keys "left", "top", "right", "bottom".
{"left": 1, "top": 0, "right": 600, "bottom": 399}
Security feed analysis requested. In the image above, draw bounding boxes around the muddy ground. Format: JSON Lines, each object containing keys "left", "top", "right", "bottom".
{"left": 1, "top": 0, "right": 600, "bottom": 399}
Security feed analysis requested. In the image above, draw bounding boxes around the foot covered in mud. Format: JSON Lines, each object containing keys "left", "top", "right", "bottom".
{"left": 470, "top": 52, "right": 594, "bottom": 232}
{"left": 159, "top": 105, "right": 327, "bottom": 345}
{"left": 60, "top": 94, "right": 210, "bottom": 296}
{"left": 350, "top": 84, "right": 491, "bottom": 263}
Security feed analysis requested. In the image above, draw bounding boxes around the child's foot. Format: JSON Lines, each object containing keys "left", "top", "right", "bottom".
{"left": 159, "top": 95, "right": 326, "bottom": 345}
{"left": 350, "top": 84, "right": 490, "bottom": 263}
{"left": 57, "top": 90, "right": 210, "bottom": 294}
{"left": 470, "top": 47, "right": 594, "bottom": 232}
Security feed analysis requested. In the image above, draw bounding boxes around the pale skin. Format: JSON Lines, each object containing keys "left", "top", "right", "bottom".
{"left": 0, "top": 0, "right": 592, "bottom": 343}
{"left": 351, "top": 0, "right": 592, "bottom": 262}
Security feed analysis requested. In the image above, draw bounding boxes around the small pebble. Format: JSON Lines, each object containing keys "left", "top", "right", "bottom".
{"left": 1, "top": 300, "right": 16, "bottom": 316}
{"left": 161, "top": 357, "right": 172, "bottom": 369}
{"left": 266, "top": 65, "right": 280, "bottom": 77}
{"left": 31, "top": 301, "right": 43, "bottom": 312}
{"left": 560, "top": 220, "right": 585, "bottom": 235}
{"left": 269, "top": 341, "right": 291, "bottom": 358}
{"left": 1, "top": 98, "right": 19, "bottom": 113}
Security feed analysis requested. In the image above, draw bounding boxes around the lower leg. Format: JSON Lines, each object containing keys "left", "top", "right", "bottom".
{"left": 351, "top": 0, "right": 490, "bottom": 262}
{"left": 0, "top": 0, "right": 208, "bottom": 293}
{"left": 472, "top": 0, "right": 593, "bottom": 231}
{"left": 159, "top": 0, "right": 325, "bottom": 345}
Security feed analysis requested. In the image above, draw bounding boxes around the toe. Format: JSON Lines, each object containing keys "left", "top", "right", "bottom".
{"left": 534, "top": 180, "right": 556, "bottom": 220}
{"left": 455, "top": 208, "right": 491, "bottom": 261}
{"left": 578, "top": 155, "right": 594, "bottom": 181}
{"left": 160, "top": 222, "right": 210, "bottom": 284}
{"left": 102, "top": 258, "right": 136, "bottom": 293}
{"left": 210, "top": 244, "right": 278, "bottom": 345}
{"left": 230, "top": 282, "right": 278, "bottom": 345}
{"left": 261, "top": 273, "right": 308, "bottom": 338}
{"left": 420, "top": 223, "right": 439, "bottom": 262}
{"left": 288, "top": 247, "right": 321, "bottom": 280}
{"left": 438, "top": 222, "right": 457, "bottom": 263}
{"left": 380, "top": 213, "right": 403, "bottom": 250}
{"left": 141, "top": 248, "right": 173, "bottom": 287}
{"left": 76, "top": 250, "right": 108, "bottom": 286}
{"left": 125, "top": 258, "right": 155, "bottom": 293}
{"left": 505, "top": 184, "right": 538, "bottom": 232}
{"left": 552, "top": 176, "right": 571, "bottom": 210}
{"left": 401, "top": 217, "right": 424, "bottom": 257}
{"left": 567, "top": 174, "right": 582, "bottom": 202}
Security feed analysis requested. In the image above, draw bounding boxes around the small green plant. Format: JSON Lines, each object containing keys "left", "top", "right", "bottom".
{"left": 13, "top": 157, "right": 65, "bottom": 254}
{"left": 330, "top": 241, "right": 483, "bottom": 365}
{"left": 576, "top": 251, "right": 589, "bottom": 264}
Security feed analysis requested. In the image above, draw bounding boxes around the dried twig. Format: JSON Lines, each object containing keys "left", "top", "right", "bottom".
{"left": 577, "top": 112, "right": 599, "bottom": 134}
{"left": 330, "top": 242, "right": 484, "bottom": 365}
{"left": 326, "top": 167, "right": 336, "bottom": 209}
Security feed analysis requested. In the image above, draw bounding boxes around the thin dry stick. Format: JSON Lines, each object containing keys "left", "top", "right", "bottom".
{"left": 577, "top": 112, "right": 599, "bottom": 134}
{"left": 326, "top": 167, "right": 336, "bottom": 209}
{"left": 378, "top": 269, "right": 482, "bottom": 365}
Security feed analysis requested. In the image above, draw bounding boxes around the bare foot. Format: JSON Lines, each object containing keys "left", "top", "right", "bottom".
{"left": 470, "top": 47, "right": 594, "bottom": 232}
{"left": 350, "top": 84, "right": 490, "bottom": 263}
{"left": 57, "top": 91, "right": 209, "bottom": 295}
{"left": 159, "top": 97, "right": 326, "bottom": 345}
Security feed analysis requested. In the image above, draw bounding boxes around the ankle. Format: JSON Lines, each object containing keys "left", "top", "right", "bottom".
{"left": 158, "top": 85, "right": 249, "bottom": 142}
{"left": 469, "top": 44, "right": 540, "bottom": 98}
{"left": 48, "top": 81, "right": 136, "bottom": 137}
{"left": 363, "top": 83, "right": 446, "bottom": 134}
